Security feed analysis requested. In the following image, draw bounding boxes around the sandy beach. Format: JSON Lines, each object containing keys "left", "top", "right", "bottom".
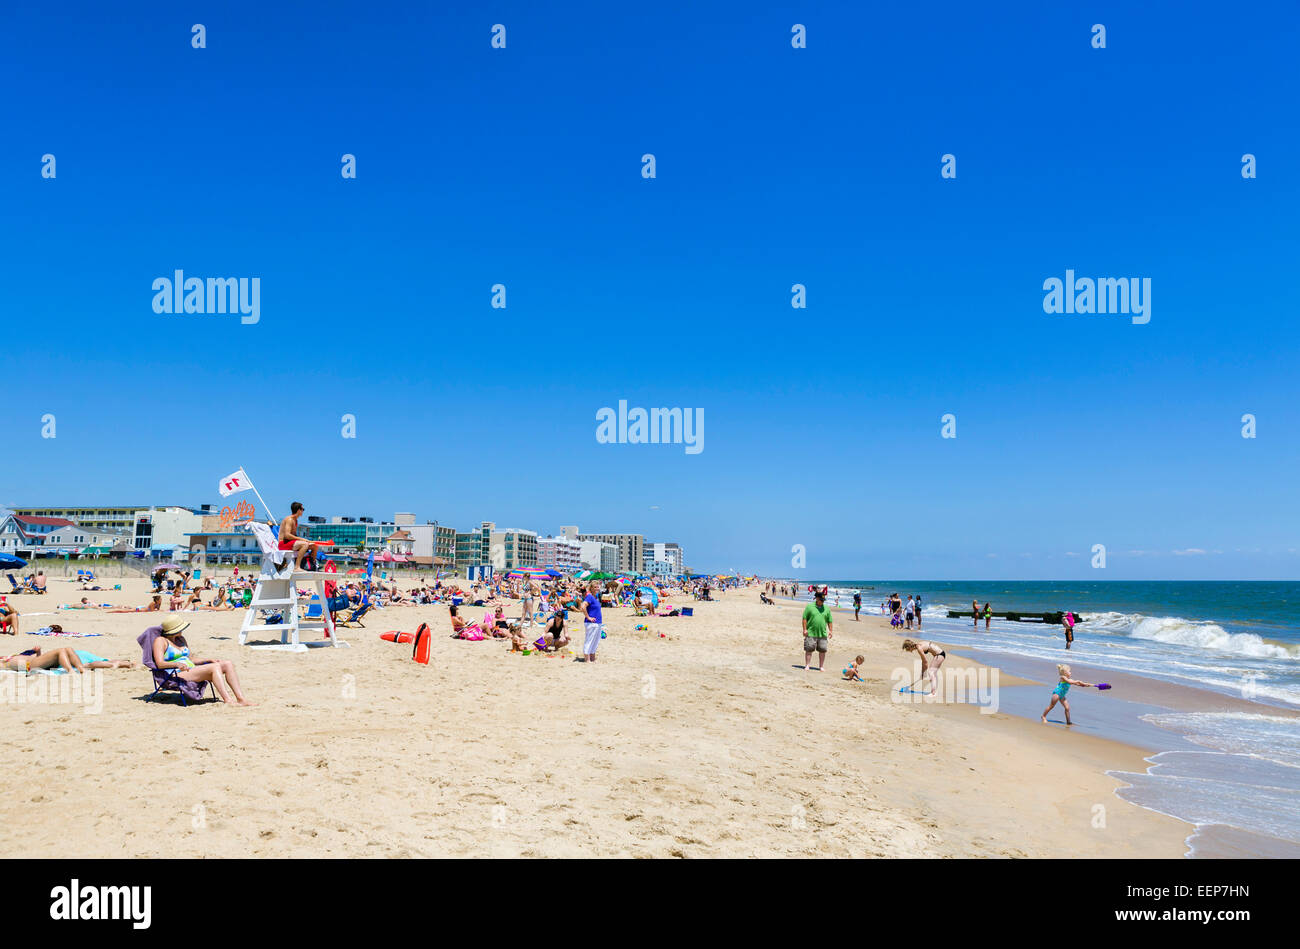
{"left": 0, "top": 574, "right": 1193, "bottom": 858}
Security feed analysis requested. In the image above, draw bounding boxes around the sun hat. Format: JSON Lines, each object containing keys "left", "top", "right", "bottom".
{"left": 159, "top": 615, "right": 191, "bottom": 637}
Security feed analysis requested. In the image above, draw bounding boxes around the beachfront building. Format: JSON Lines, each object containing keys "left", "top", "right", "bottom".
{"left": 0, "top": 514, "right": 73, "bottom": 556}
{"left": 186, "top": 528, "right": 262, "bottom": 566}
{"left": 490, "top": 527, "right": 538, "bottom": 570}
{"left": 12, "top": 504, "right": 220, "bottom": 535}
{"left": 131, "top": 507, "right": 216, "bottom": 558}
{"left": 42, "top": 524, "right": 133, "bottom": 557}
{"left": 575, "top": 530, "right": 644, "bottom": 574}
{"left": 643, "top": 541, "right": 684, "bottom": 575}
{"left": 579, "top": 540, "right": 619, "bottom": 573}
{"left": 429, "top": 524, "right": 455, "bottom": 566}
{"left": 644, "top": 558, "right": 675, "bottom": 577}
{"left": 537, "top": 535, "right": 582, "bottom": 572}
{"left": 12, "top": 505, "right": 154, "bottom": 533}
{"left": 454, "top": 521, "right": 495, "bottom": 575}
{"left": 1, "top": 513, "right": 133, "bottom": 558}
{"left": 300, "top": 515, "right": 390, "bottom": 555}
{"left": 386, "top": 528, "right": 414, "bottom": 556}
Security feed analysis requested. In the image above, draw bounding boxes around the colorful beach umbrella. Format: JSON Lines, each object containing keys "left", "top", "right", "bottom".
{"left": 508, "top": 566, "right": 551, "bottom": 578}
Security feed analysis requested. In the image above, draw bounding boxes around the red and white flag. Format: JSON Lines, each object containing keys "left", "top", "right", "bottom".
{"left": 218, "top": 468, "right": 252, "bottom": 497}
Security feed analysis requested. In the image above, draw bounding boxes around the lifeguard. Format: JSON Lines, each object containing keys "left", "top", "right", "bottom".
{"left": 277, "top": 502, "right": 313, "bottom": 572}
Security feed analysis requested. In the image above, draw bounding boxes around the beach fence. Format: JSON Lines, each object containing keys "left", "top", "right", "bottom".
{"left": 22, "top": 557, "right": 157, "bottom": 581}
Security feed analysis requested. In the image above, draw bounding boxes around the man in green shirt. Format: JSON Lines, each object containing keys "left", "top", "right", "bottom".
{"left": 801, "top": 589, "right": 833, "bottom": 671}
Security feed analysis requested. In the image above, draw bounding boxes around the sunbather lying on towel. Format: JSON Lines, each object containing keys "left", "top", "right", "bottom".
{"left": 2, "top": 646, "right": 89, "bottom": 673}
{"left": 152, "top": 616, "right": 255, "bottom": 707}
{"left": 106, "top": 593, "right": 164, "bottom": 614}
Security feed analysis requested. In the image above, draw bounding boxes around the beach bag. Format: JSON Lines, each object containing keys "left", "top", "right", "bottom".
{"left": 326, "top": 591, "right": 350, "bottom": 613}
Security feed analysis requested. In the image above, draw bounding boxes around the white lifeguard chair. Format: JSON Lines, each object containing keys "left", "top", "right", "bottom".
{"left": 238, "top": 523, "right": 349, "bottom": 652}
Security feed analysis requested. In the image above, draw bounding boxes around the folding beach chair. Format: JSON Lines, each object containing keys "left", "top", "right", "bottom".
{"left": 6, "top": 574, "right": 23, "bottom": 594}
{"left": 137, "top": 627, "right": 212, "bottom": 707}
{"left": 336, "top": 598, "right": 371, "bottom": 628}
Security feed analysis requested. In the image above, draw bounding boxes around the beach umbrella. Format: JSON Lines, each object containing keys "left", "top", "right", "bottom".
{"left": 346, "top": 568, "right": 367, "bottom": 575}
{"left": 0, "top": 553, "right": 27, "bottom": 568}
{"left": 509, "top": 566, "right": 550, "bottom": 578}
{"left": 155, "top": 563, "right": 182, "bottom": 570}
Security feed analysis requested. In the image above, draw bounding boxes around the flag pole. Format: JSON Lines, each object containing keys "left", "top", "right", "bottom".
{"left": 242, "top": 466, "right": 276, "bottom": 523}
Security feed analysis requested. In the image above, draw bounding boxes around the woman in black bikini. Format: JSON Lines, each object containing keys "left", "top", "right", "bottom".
{"left": 902, "top": 639, "right": 947, "bottom": 696}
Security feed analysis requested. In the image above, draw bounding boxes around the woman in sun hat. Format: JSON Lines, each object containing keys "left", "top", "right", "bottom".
{"left": 151, "top": 614, "right": 255, "bottom": 706}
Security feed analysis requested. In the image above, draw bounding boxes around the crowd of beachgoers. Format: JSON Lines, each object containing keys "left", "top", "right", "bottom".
{"left": 1, "top": 565, "right": 735, "bottom": 705}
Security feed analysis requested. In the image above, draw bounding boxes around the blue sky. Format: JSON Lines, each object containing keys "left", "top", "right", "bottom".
{"left": 3, "top": 0, "right": 1297, "bottom": 579}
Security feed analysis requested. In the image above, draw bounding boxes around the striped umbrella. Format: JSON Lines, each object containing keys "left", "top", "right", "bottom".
{"left": 508, "top": 566, "right": 551, "bottom": 579}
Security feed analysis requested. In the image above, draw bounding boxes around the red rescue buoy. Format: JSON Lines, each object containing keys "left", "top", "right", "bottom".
{"left": 412, "top": 622, "right": 432, "bottom": 665}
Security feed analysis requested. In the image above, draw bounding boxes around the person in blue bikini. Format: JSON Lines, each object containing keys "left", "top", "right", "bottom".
{"left": 1040, "top": 663, "right": 1094, "bottom": 726}
{"left": 151, "top": 615, "right": 255, "bottom": 706}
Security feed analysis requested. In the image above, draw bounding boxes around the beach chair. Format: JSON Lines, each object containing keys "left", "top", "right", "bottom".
{"left": 137, "top": 626, "right": 212, "bottom": 707}
{"left": 336, "top": 598, "right": 371, "bottom": 628}
{"left": 6, "top": 574, "right": 23, "bottom": 594}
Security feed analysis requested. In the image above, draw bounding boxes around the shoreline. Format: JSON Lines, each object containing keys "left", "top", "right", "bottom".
{"left": 800, "top": 593, "right": 1300, "bottom": 857}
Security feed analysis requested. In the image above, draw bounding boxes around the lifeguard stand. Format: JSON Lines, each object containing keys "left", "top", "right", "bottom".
{"left": 239, "top": 523, "right": 349, "bottom": 652}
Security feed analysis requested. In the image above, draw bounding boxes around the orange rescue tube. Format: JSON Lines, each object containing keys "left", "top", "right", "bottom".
{"left": 412, "top": 622, "right": 432, "bottom": 664}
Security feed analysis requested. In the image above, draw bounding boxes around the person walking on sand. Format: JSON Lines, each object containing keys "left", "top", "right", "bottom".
{"left": 578, "top": 580, "right": 603, "bottom": 663}
{"left": 801, "top": 589, "right": 833, "bottom": 671}
{"left": 1041, "top": 663, "right": 1094, "bottom": 726}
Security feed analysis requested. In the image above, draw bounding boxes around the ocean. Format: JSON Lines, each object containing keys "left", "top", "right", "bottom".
{"left": 796, "top": 580, "right": 1300, "bottom": 856}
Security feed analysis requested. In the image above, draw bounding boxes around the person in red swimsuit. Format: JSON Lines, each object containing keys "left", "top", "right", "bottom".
{"left": 276, "top": 502, "right": 313, "bottom": 572}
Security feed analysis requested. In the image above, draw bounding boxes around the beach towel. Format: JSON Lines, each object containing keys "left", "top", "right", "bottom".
{"left": 31, "top": 627, "right": 102, "bottom": 638}
{"left": 248, "top": 521, "right": 289, "bottom": 572}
